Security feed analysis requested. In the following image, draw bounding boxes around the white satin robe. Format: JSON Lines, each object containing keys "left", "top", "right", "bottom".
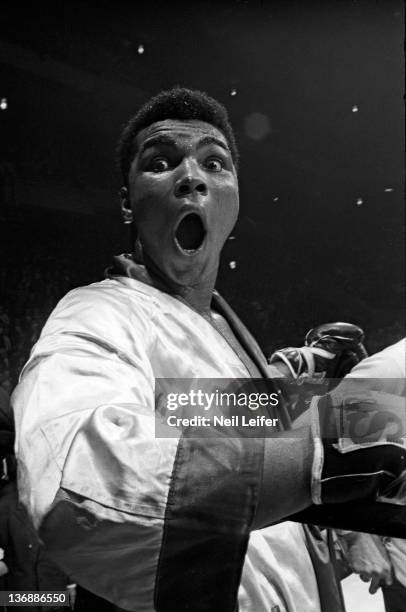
{"left": 12, "top": 273, "right": 320, "bottom": 611}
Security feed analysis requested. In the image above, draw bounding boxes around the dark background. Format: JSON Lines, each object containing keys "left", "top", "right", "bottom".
{"left": 0, "top": 0, "right": 404, "bottom": 390}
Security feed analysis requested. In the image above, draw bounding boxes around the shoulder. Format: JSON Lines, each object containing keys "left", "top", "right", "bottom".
{"left": 33, "top": 277, "right": 165, "bottom": 359}
{"left": 56, "top": 277, "right": 159, "bottom": 313}
{"left": 378, "top": 338, "right": 406, "bottom": 373}
{"left": 350, "top": 338, "right": 405, "bottom": 378}
{"left": 347, "top": 338, "right": 405, "bottom": 394}
{"left": 44, "top": 278, "right": 158, "bottom": 332}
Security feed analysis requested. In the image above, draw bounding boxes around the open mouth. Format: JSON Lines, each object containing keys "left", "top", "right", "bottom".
{"left": 174, "top": 212, "right": 206, "bottom": 254}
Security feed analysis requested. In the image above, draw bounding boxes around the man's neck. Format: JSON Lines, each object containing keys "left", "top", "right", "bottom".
{"left": 143, "top": 253, "right": 217, "bottom": 315}
{"left": 174, "top": 282, "right": 215, "bottom": 315}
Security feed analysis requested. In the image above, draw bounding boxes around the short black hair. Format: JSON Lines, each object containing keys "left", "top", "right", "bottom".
{"left": 117, "top": 87, "right": 239, "bottom": 185}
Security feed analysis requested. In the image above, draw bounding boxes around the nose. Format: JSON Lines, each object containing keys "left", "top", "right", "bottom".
{"left": 174, "top": 165, "right": 208, "bottom": 198}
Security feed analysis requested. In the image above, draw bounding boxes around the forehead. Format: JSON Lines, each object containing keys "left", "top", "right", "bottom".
{"left": 134, "top": 119, "right": 228, "bottom": 152}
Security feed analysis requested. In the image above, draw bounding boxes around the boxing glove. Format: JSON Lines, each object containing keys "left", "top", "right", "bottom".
{"left": 269, "top": 322, "right": 368, "bottom": 382}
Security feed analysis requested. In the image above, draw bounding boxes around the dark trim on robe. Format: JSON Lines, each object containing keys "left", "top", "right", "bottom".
{"left": 108, "top": 256, "right": 345, "bottom": 612}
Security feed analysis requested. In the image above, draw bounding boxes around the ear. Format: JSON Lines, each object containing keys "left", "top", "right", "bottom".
{"left": 119, "top": 186, "right": 133, "bottom": 224}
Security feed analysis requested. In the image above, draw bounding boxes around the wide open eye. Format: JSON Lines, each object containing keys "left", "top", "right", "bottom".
{"left": 149, "top": 157, "right": 170, "bottom": 173}
{"left": 204, "top": 157, "right": 224, "bottom": 172}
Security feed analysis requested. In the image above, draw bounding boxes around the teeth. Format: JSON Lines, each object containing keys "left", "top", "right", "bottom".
{"left": 174, "top": 240, "right": 200, "bottom": 254}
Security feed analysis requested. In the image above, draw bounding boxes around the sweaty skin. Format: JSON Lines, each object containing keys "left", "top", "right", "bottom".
{"left": 126, "top": 119, "right": 239, "bottom": 314}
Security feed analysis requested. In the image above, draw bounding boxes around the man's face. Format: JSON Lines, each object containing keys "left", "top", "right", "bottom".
{"left": 127, "top": 119, "right": 239, "bottom": 286}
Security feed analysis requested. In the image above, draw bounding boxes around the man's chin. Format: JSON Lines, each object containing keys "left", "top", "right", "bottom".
{"left": 162, "top": 254, "right": 219, "bottom": 289}
{"left": 166, "top": 259, "right": 211, "bottom": 287}
{"left": 142, "top": 243, "right": 221, "bottom": 291}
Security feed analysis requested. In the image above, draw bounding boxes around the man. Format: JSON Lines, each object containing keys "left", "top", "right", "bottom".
{"left": 268, "top": 326, "right": 406, "bottom": 609}
{"left": 0, "top": 387, "right": 70, "bottom": 612}
{"left": 12, "top": 88, "right": 406, "bottom": 611}
{"left": 336, "top": 338, "right": 406, "bottom": 612}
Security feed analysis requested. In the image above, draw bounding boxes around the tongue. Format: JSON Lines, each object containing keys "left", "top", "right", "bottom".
{"left": 175, "top": 213, "right": 205, "bottom": 251}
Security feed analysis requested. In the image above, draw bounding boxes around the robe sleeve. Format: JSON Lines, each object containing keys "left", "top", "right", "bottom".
{"left": 12, "top": 283, "right": 263, "bottom": 611}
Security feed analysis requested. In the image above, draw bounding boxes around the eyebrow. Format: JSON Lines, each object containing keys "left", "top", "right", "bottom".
{"left": 139, "top": 134, "right": 177, "bottom": 154}
{"left": 197, "top": 136, "right": 230, "bottom": 152}
{"left": 139, "top": 134, "right": 230, "bottom": 155}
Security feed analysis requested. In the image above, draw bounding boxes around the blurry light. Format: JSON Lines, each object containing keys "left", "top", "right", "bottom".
{"left": 0, "top": 98, "right": 7, "bottom": 110}
{"left": 273, "top": 196, "right": 279, "bottom": 202}
{"left": 137, "top": 44, "right": 145, "bottom": 54}
{"left": 356, "top": 198, "right": 363, "bottom": 206}
{"left": 229, "top": 261, "right": 237, "bottom": 269}
{"left": 230, "top": 88, "right": 237, "bottom": 96}
{"left": 244, "top": 112, "right": 271, "bottom": 141}
{"left": 384, "top": 187, "right": 394, "bottom": 192}
{"left": 228, "top": 236, "right": 236, "bottom": 240}
{"left": 352, "top": 105, "right": 359, "bottom": 113}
